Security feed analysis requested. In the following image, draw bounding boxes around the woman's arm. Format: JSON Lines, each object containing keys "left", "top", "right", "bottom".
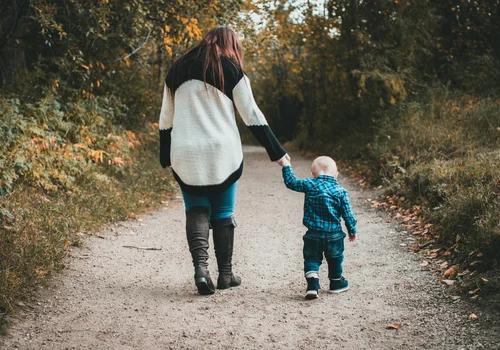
{"left": 159, "top": 83, "right": 174, "bottom": 168}
{"left": 232, "top": 75, "right": 287, "bottom": 161}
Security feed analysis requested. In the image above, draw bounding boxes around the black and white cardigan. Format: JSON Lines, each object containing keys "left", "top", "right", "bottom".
{"left": 159, "top": 56, "right": 286, "bottom": 196}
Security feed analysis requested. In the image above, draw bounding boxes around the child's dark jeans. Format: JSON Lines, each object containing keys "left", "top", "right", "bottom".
{"left": 303, "top": 230, "right": 345, "bottom": 279}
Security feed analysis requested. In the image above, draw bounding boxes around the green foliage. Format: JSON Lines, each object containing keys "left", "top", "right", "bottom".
{"left": 0, "top": 95, "right": 137, "bottom": 195}
{"left": 355, "top": 90, "right": 500, "bottom": 298}
{"left": 0, "top": 125, "right": 175, "bottom": 319}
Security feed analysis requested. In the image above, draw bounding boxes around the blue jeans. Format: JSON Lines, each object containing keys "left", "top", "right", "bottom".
{"left": 303, "top": 230, "right": 345, "bottom": 279}
{"left": 181, "top": 182, "right": 237, "bottom": 220}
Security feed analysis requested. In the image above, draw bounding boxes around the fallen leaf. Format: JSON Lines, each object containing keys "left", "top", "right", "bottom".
{"left": 441, "top": 279, "right": 455, "bottom": 286}
{"left": 451, "top": 296, "right": 461, "bottom": 301}
{"left": 457, "top": 269, "right": 470, "bottom": 277}
{"left": 386, "top": 323, "right": 402, "bottom": 330}
{"left": 443, "top": 265, "right": 457, "bottom": 278}
{"left": 128, "top": 213, "right": 137, "bottom": 220}
{"left": 35, "top": 268, "right": 49, "bottom": 276}
{"left": 439, "top": 261, "right": 449, "bottom": 270}
{"left": 468, "top": 313, "right": 478, "bottom": 320}
{"left": 469, "top": 288, "right": 480, "bottom": 295}
{"left": 420, "top": 261, "right": 429, "bottom": 267}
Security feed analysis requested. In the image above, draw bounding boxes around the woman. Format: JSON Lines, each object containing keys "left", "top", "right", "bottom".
{"left": 159, "top": 26, "right": 289, "bottom": 295}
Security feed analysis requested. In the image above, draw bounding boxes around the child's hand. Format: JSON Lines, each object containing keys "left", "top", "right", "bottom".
{"left": 276, "top": 154, "right": 291, "bottom": 167}
{"left": 348, "top": 233, "right": 356, "bottom": 242}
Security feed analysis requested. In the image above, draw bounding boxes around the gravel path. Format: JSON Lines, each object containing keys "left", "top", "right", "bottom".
{"left": 1, "top": 146, "right": 498, "bottom": 350}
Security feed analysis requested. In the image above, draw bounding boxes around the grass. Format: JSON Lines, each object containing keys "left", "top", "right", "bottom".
{"left": 0, "top": 144, "right": 175, "bottom": 332}
{"left": 367, "top": 89, "right": 500, "bottom": 303}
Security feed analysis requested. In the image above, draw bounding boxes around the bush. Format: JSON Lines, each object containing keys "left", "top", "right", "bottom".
{"left": 358, "top": 87, "right": 500, "bottom": 297}
{"left": 0, "top": 96, "right": 175, "bottom": 328}
{"left": 0, "top": 95, "right": 138, "bottom": 195}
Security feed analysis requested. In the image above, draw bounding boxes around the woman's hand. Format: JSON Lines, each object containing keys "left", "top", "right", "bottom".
{"left": 276, "top": 153, "right": 291, "bottom": 167}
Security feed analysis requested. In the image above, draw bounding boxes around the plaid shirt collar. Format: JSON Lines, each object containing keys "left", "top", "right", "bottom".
{"left": 315, "top": 175, "right": 338, "bottom": 184}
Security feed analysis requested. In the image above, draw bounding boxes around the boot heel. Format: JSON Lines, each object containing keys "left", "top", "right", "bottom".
{"left": 194, "top": 268, "right": 215, "bottom": 295}
{"left": 195, "top": 278, "right": 215, "bottom": 295}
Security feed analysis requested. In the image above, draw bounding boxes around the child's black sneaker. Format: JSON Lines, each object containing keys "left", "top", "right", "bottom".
{"left": 328, "top": 277, "right": 349, "bottom": 293}
{"left": 305, "top": 277, "right": 320, "bottom": 299}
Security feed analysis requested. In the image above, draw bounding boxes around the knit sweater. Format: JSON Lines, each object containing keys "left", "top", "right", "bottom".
{"left": 159, "top": 56, "right": 286, "bottom": 196}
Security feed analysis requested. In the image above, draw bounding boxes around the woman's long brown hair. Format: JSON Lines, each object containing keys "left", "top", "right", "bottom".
{"left": 166, "top": 26, "right": 243, "bottom": 95}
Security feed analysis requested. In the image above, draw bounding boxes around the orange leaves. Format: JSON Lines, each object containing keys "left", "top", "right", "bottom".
{"left": 443, "top": 265, "right": 458, "bottom": 279}
{"left": 110, "top": 157, "right": 125, "bottom": 166}
{"left": 88, "top": 149, "right": 107, "bottom": 164}
{"left": 386, "top": 322, "right": 402, "bottom": 330}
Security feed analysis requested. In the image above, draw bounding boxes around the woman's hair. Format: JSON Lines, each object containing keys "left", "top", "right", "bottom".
{"left": 166, "top": 26, "right": 243, "bottom": 95}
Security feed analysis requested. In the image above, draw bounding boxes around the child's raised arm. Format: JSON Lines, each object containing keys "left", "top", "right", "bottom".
{"left": 282, "top": 165, "right": 313, "bottom": 193}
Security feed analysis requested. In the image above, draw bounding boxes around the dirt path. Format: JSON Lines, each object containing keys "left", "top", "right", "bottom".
{"left": 1, "top": 146, "right": 498, "bottom": 350}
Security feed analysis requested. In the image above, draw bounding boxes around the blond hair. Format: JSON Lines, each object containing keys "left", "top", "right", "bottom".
{"left": 311, "top": 156, "right": 338, "bottom": 177}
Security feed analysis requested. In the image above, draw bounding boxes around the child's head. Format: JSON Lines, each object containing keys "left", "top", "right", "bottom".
{"left": 311, "top": 156, "right": 338, "bottom": 178}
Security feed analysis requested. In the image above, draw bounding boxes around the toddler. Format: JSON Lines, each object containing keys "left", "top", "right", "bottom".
{"left": 281, "top": 156, "right": 357, "bottom": 299}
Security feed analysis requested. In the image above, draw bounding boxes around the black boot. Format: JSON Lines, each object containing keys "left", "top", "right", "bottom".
{"left": 212, "top": 217, "right": 241, "bottom": 289}
{"left": 186, "top": 206, "right": 215, "bottom": 295}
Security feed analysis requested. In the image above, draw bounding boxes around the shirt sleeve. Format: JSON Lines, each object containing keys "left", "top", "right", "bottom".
{"left": 340, "top": 190, "right": 357, "bottom": 235}
{"left": 282, "top": 166, "right": 313, "bottom": 193}
{"left": 232, "top": 75, "right": 286, "bottom": 161}
{"left": 159, "top": 83, "right": 174, "bottom": 168}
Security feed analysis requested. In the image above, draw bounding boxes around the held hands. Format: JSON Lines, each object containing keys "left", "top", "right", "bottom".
{"left": 276, "top": 153, "right": 291, "bottom": 167}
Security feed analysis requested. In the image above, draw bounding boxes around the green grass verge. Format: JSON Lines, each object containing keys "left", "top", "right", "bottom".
{"left": 0, "top": 145, "right": 175, "bottom": 332}
{"left": 368, "top": 89, "right": 500, "bottom": 304}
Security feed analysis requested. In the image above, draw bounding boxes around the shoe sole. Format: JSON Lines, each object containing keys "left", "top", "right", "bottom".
{"left": 217, "top": 282, "right": 241, "bottom": 290}
{"left": 305, "top": 291, "right": 319, "bottom": 300}
{"left": 328, "top": 286, "right": 349, "bottom": 294}
{"left": 195, "top": 278, "right": 215, "bottom": 295}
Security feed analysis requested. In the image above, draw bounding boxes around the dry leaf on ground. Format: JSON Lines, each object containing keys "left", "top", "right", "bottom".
{"left": 441, "top": 279, "right": 455, "bottom": 286}
{"left": 443, "top": 265, "right": 457, "bottom": 278}
{"left": 386, "top": 323, "right": 402, "bottom": 330}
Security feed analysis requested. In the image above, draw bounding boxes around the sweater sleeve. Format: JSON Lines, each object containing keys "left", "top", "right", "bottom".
{"left": 340, "top": 190, "right": 357, "bottom": 235}
{"left": 282, "top": 166, "right": 313, "bottom": 193}
{"left": 159, "top": 83, "right": 174, "bottom": 168}
{"left": 232, "top": 75, "right": 286, "bottom": 161}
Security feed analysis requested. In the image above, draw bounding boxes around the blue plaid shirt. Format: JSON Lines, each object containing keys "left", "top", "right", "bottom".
{"left": 282, "top": 165, "right": 357, "bottom": 235}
